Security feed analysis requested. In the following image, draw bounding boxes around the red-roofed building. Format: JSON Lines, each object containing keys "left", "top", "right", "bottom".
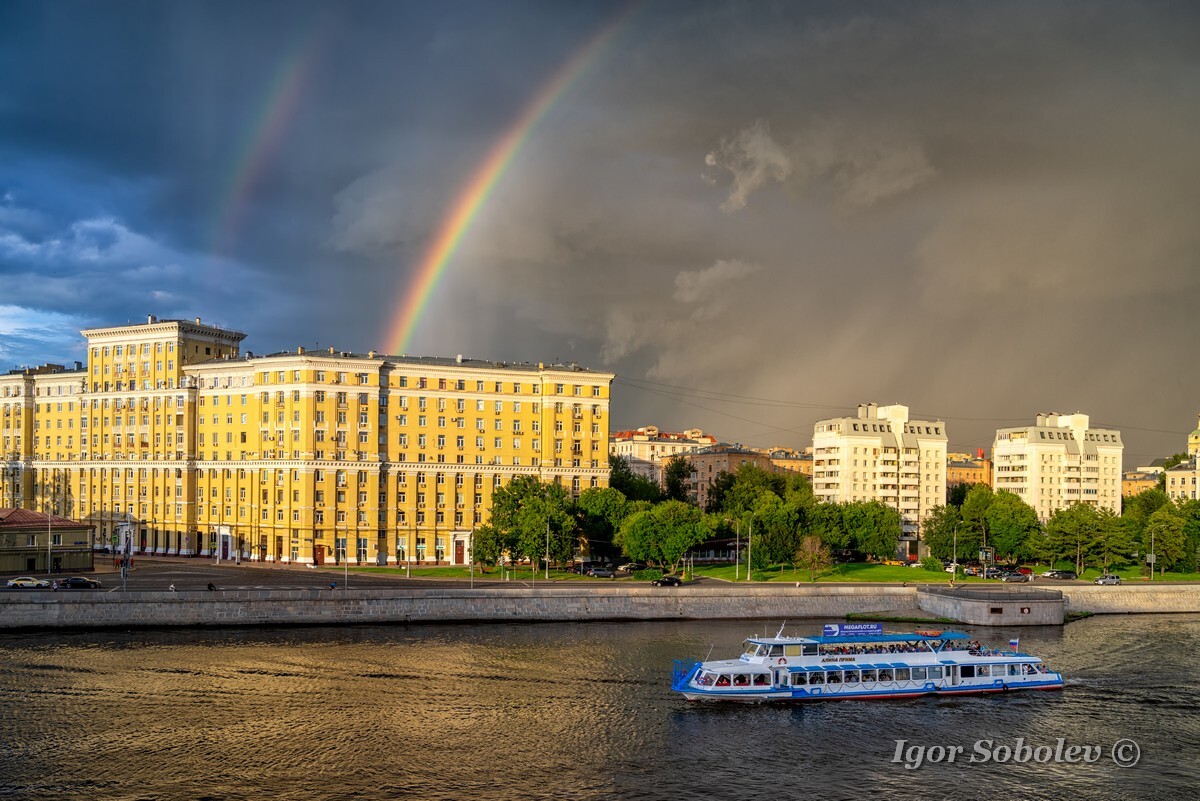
{"left": 0, "top": 508, "right": 94, "bottom": 574}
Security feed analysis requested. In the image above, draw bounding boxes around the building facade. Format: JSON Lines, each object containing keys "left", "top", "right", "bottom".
{"left": 675, "top": 445, "right": 778, "bottom": 511}
{"left": 0, "top": 316, "right": 614, "bottom": 566}
{"left": 946, "top": 450, "right": 993, "bottom": 489}
{"left": 610, "top": 426, "right": 716, "bottom": 483}
{"left": 811, "top": 403, "right": 948, "bottom": 558}
{"left": 992, "top": 413, "right": 1123, "bottom": 521}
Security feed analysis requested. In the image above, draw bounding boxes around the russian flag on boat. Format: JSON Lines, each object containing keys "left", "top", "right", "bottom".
{"left": 1009, "top": 638, "right": 1019, "bottom": 651}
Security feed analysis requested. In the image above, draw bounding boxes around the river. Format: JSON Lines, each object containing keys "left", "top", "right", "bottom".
{"left": 1, "top": 614, "right": 1195, "bottom": 800}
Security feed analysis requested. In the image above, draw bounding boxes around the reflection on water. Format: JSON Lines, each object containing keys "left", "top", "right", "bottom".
{"left": 0, "top": 616, "right": 1195, "bottom": 801}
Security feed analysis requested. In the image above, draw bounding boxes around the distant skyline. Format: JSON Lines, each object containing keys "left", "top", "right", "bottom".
{"left": 3, "top": 1, "right": 1199, "bottom": 463}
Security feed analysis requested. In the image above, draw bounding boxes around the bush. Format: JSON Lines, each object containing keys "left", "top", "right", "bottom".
{"left": 633, "top": 569, "right": 663, "bottom": 581}
{"left": 921, "top": 556, "right": 943, "bottom": 573}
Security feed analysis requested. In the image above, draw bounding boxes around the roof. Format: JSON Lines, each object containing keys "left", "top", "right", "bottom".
{"left": 0, "top": 508, "right": 90, "bottom": 530}
{"left": 751, "top": 631, "right": 970, "bottom": 645}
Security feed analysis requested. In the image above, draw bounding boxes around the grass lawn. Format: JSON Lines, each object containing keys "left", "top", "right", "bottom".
{"left": 693, "top": 562, "right": 960, "bottom": 583}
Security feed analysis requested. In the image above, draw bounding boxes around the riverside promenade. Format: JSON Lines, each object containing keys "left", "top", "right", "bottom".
{"left": 2, "top": 569, "right": 1200, "bottom": 630}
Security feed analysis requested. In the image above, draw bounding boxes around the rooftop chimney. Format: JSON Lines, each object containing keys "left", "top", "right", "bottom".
{"left": 298, "top": 346, "right": 305, "bottom": 355}
{"left": 147, "top": 314, "right": 157, "bottom": 324}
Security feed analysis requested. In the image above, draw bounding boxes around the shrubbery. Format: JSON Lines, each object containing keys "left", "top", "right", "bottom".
{"left": 922, "top": 555, "right": 943, "bottom": 573}
{"left": 633, "top": 569, "right": 663, "bottom": 581}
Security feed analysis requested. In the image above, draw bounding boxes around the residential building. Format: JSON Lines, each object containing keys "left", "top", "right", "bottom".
{"left": 947, "top": 450, "right": 993, "bottom": 488}
{"left": 1163, "top": 416, "right": 1200, "bottom": 502}
{"left": 811, "top": 403, "right": 948, "bottom": 558}
{"left": 992, "top": 413, "right": 1123, "bottom": 521}
{"left": 765, "top": 446, "right": 813, "bottom": 478}
{"left": 0, "top": 316, "right": 614, "bottom": 566}
{"left": 675, "top": 444, "right": 777, "bottom": 510}
{"left": 610, "top": 426, "right": 716, "bottom": 484}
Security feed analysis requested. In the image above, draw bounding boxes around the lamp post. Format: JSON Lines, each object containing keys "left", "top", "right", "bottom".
{"left": 46, "top": 471, "right": 53, "bottom": 576}
{"left": 734, "top": 521, "right": 740, "bottom": 581}
{"left": 746, "top": 518, "right": 753, "bottom": 582}
{"left": 544, "top": 519, "right": 550, "bottom": 581}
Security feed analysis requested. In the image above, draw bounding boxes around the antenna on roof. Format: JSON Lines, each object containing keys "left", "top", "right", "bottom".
{"left": 776, "top": 621, "right": 788, "bottom": 638}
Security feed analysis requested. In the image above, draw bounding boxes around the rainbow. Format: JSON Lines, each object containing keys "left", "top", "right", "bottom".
{"left": 210, "top": 24, "right": 330, "bottom": 259}
{"left": 385, "top": 7, "right": 635, "bottom": 355}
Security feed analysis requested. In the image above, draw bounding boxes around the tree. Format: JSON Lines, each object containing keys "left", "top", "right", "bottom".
{"left": 1144, "top": 506, "right": 1185, "bottom": 576}
{"left": 1156, "top": 454, "right": 1190, "bottom": 492}
{"left": 793, "top": 535, "right": 832, "bottom": 582}
{"left": 1122, "top": 488, "right": 1169, "bottom": 543}
{"left": 842, "top": 501, "right": 901, "bottom": 560}
{"left": 662, "top": 456, "right": 696, "bottom": 504}
{"left": 574, "top": 486, "right": 629, "bottom": 558}
{"left": 920, "top": 505, "right": 966, "bottom": 562}
{"left": 985, "top": 491, "right": 1042, "bottom": 562}
{"left": 608, "top": 454, "right": 662, "bottom": 503}
{"left": 489, "top": 475, "right": 577, "bottom": 569}
{"left": 947, "top": 482, "right": 973, "bottom": 508}
{"left": 470, "top": 523, "right": 504, "bottom": 569}
{"left": 1093, "top": 512, "right": 1134, "bottom": 572}
{"left": 961, "top": 484, "right": 995, "bottom": 549}
{"left": 1173, "top": 499, "right": 1200, "bottom": 574}
{"left": 1045, "top": 503, "right": 1104, "bottom": 575}
{"left": 614, "top": 499, "right": 711, "bottom": 574}
{"left": 806, "top": 502, "right": 851, "bottom": 550}
{"left": 715, "top": 464, "right": 786, "bottom": 517}
{"left": 747, "top": 492, "right": 801, "bottom": 571}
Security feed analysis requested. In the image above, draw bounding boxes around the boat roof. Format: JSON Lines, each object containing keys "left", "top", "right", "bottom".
{"left": 749, "top": 632, "right": 972, "bottom": 646}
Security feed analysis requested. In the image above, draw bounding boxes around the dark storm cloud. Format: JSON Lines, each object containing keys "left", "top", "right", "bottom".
{"left": 2, "top": 1, "right": 1199, "bottom": 461}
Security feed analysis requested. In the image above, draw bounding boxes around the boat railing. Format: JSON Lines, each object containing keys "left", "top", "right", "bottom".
{"left": 672, "top": 659, "right": 699, "bottom": 690}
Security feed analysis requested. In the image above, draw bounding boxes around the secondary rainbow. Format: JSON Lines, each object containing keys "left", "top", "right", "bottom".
{"left": 210, "top": 25, "right": 328, "bottom": 259}
{"left": 386, "top": 8, "right": 634, "bottom": 355}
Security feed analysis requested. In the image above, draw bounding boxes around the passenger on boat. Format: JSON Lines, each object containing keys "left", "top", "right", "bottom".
{"left": 716, "top": 675, "right": 731, "bottom": 686}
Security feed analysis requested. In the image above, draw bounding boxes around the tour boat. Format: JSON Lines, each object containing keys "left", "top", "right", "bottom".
{"left": 671, "top": 623, "right": 1064, "bottom": 703}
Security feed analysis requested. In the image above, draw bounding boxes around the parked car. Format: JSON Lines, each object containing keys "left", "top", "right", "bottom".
{"left": 1045, "top": 570, "right": 1077, "bottom": 580}
{"left": 1015, "top": 567, "right": 1033, "bottom": 576}
{"left": 617, "top": 563, "right": 647, "bottom": 573}
{"left": 1000, "top": 572, "right": 1031, "bottom": 582}
{"left": 962, "top": 566, "right": 982, "bottom": 577}
{"left": 651, "top": 574, "right": 683, "bottom": 587}
{"left": 944, "top": 563, "right": 960, "bottom": 573}
{"left": 586, "top": 567, "right": 616, "bottom": 579}
{"left": 6, "top": 576, "right": 50, "bottom": 589}
{"left": 984, "top": 568, "right": 1005, "bottom": 579}
{"left": 1094, "top": 574, "right": 1121, "bottom": 585}
{"left": 59, "top": 576, "right": 102, "bottom": 589}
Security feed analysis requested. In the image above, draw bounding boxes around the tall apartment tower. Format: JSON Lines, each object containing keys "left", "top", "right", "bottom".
{"left": 0, "top": 317, "right": 614, "bottom": 566}
{"left": 811, "top": 403, "right": 948, "bottom": 559}
{"left": 992, "top": 413, "right": 1123, "bottom": 521}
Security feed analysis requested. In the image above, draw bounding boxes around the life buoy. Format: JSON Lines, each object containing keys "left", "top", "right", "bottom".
{"left": 777, "top": 658, "right": 787, "bottom": 665}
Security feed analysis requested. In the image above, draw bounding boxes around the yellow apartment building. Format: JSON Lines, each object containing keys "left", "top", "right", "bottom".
{"left": 0, "top": 316, "right": 614, "bottom": 566}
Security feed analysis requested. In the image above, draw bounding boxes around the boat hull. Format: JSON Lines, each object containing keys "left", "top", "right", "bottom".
{"left": 679, "top": 679, "right": 1064, "bottom": 704}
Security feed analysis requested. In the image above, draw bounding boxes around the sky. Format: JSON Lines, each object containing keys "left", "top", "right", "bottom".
{"left": 2, "top": 0, "right": 1199, "bottom": 465}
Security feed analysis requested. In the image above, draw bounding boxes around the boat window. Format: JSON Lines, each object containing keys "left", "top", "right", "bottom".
{"left": 1034, "top": 664, "right": 1047, "bottom": 673}
{"left": 809, "top": 672, "right": 825, "bottom": 685}
{"left": 929, "top": 666, "right": 944, "bottom": 679}
{"left": 753, "top": 674, "right": 770, "bottom": 686}
{"left": 1007, "top": 664, "right": 1021, "bottom": 676}
{"left": 960, "top": 665, "right": 975, "bottom": 679}
{"left": 716, "top": 675, "right": 731, "bottom": 687}
{"left": 802, "top": 644, "right": 818, "bottom": 656}
{"left": 733, "top": 674, "right": 750, "bottom": 686}
{"left": 742, "top": 642, "right": 757, "bottom": 656}
{"left": 911, "top": 667, "right": 927, "bottom": 680}
{"left": 791, "top": 672, "right": 808, "bottom": 686}
{"left": 827, "top": 672, "right": 841, "bottom": 684}
{"left": 756, "top": 645, "right": 770, "bottom": 657}
{"left": 784, "top": 645, "right": 802, "bottom": 657}
{"left": 895, "top": 668, "right": 910, "bottom": 681}
{"left": 860, "top": 669, "right": 876, "bottom": 682}
{"left": 977, "top": 665, "right": 990, "bottom": 677}
{"left": 878, "top": 669, "right": 892, "bottom": 681}
{"left": 843, "top": 670, "right": 859, "bottom": 684}
{"left": 767, "top": 645, "right": 783, "bottom": 657}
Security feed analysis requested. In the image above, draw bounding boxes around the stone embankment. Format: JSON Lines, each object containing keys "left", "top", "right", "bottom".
{"left": 1, "top": 583, "right": 1197, "bottom": 631}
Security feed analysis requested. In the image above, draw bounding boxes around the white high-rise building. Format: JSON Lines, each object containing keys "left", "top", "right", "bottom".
{"left": 992, "top": 413, "right": 1123, "bottom": 521}
{"left": 811, "top": 403, "right": 948, "bottom": 558}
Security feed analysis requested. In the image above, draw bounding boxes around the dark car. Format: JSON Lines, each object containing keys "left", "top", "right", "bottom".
{"left": 59, "top": 576, "right": 102, "bottom": 589}
{"left": 651, "top": 574, "right": 683, "bottom": 587}
{"left": 587, "top": 567, "right": 616, "bottom": 579}
{"left": 1045, "top": 570, "right": 1077, "bottom": 580}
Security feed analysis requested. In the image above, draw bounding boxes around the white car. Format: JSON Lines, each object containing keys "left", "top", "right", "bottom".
{"left": 1094, "top": 574, "right": 1121, "bottom": 585}
{"left": 6, "top": 576, "right": 50, "bottom": 589}
{"left": 944, "top": 563, "right": 959, "bottom": 573}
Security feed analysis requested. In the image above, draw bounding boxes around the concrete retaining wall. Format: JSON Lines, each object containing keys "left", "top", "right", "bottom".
{"left": 1061, "top": 584, "right": 1200, "bottom": 614}
{"left": 0, "top": 585, "right": 920, "bottom": 630}
{"left": 918, "top": 586, "right": 1064, "bottom": 626}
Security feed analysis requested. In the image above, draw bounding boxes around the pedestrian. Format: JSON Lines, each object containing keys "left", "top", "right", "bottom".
{"left": 329, "top": 582, "right": 337, "bottom": 591}
{"left": 207, "top": 582, "right": 216, "bottom": 591}
{"left": 51, "top": 580, "right": 58, "bottom": 591}
{"left": 168, "top": 584, "right": 176, "bottom": 592}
